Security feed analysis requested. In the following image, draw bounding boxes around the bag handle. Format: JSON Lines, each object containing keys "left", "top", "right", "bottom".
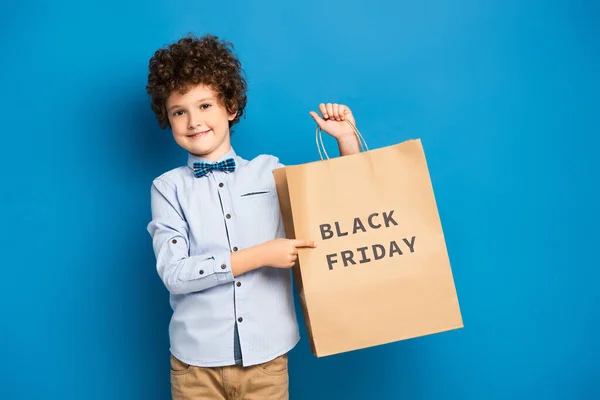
{"left": 316, "top": 119, "right": 369, "bottom": 160}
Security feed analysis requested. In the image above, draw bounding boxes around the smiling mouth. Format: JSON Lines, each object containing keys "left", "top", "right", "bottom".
{"left": 188, "top": 129, "right": 211, "bottom": 138}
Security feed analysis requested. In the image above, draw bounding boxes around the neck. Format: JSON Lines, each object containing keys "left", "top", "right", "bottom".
{"left": 191, "top": 144, "right": 232, "bottom": 162}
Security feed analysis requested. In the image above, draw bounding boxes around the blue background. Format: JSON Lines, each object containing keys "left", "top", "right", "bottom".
{"left": 1, "top": 0, "right": 598, "bottom": 399}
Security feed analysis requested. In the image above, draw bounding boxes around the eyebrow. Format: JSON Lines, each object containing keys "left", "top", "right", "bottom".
{"left": 167, "top": 97, "right": 214, "bottom": 113}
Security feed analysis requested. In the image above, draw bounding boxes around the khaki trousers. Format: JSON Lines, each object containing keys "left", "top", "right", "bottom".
{"left": 170, "top": 354, "right": 289, "bottom": 400}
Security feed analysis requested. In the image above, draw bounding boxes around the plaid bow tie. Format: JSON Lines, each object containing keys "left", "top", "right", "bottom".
{"left": 193, "top": 158, "right": 236, "bottom": 178}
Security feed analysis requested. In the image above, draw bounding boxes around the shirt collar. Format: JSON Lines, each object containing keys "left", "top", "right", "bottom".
{"left": 187, "top": 147, "right": 238, "bottom": 170}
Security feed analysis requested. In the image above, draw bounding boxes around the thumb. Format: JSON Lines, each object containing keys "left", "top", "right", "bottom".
{"left": 309, "top": 111, "right": 327, "bottom": 130}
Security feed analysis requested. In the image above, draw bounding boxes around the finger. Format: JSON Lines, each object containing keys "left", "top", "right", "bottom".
{"left": 326, "top": 103, "right": 334, "bottom": 119}
{"left": 318, "top": 103, "right": 328, "bottom": 119}
{"left": 309, "top": 111, "right": 327, "bottom": 129}
{"left": 294, "top": 239, "right": 317, "bottom": 248}
{"left": 333, "top": 103, "right": 340, "bottom": 121}
{"left": 338, "top": 104, "right": 348, "bottom": 120}
{"left": 340, "top": 105, "right": 355, "bottom": 125}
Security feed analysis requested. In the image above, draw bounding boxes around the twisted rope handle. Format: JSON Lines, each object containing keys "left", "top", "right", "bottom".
{"left": 316, "top": 119, "right": 369, "bottom": 160}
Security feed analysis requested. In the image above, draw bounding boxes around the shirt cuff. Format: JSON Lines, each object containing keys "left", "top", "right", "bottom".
{"left": 214, "top": 250, "right": 234, "bottom": 283}
{"left": 177, "top": 251, "right": 233, "bottom": 284}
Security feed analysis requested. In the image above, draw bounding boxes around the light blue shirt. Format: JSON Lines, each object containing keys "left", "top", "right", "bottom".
{"left": 147, "top": 147, "right": 300, "bottom": 367}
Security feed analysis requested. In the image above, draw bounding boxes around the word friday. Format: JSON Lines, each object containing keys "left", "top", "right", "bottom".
{"left": 318, "top": 210, "right": 417, "bottom": 270}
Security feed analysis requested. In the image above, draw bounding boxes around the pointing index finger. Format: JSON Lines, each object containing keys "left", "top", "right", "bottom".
{"left": 294, "top": 239, "right": 317, "bottom": 248}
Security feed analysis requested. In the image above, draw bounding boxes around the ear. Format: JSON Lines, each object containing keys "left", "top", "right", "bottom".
{"left": 228, "top": 110, "right": 238, "bottom": 121}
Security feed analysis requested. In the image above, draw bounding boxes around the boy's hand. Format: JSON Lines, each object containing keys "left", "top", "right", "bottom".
{"left": 309, "top": 103, "right": 357, "bottom": 141}
{"left": 261, "top": 238, "right": 317, "bottom": 268}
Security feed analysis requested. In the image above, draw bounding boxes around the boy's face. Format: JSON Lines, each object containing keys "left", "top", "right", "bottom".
{"left": 166, "top": 84, "right": 237, "bottom": 161}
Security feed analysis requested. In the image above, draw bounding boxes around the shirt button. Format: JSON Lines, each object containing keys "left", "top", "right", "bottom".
{"left": 219, "top": 183, "right": 224, "bottom": 188}
{"left": 226, "top": 214, "right": 231, "bottom": 219}
{"left": 199, "top": 270, "right": 204, "bottom": 275}
{"left": 172, "top": 239, "right": 177, "bottom": 244}
{"left": 233, "top": 247, "right": 239, "bottom": 252}
{"left": 238, "top": 317, "right": 243, "bottom": 323}
{"left": 221, "top": 264, "right": 227, "bottom": 270}
{"left": 236, "top": 282, "right": 241, "bottom": 287}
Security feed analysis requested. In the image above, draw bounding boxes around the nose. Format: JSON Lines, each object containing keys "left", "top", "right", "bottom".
{"left": 187, "top": 109, "right": 203, "bottom": 130}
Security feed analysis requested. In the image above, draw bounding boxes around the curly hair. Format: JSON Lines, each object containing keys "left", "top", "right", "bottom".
{"left": 146, "top": 34, "right": 247, "bottom": 130}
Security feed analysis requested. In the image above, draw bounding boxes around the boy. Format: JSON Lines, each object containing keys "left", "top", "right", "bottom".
{"left": 146, "top": 34, "right": 361, "bottom": 400}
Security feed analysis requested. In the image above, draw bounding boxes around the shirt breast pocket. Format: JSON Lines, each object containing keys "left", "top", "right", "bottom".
{"left": 236, "top": 188, "right": 283, "bottom": 245}
{"left": 240, "top": 189, "right": 272, "bottom": 197}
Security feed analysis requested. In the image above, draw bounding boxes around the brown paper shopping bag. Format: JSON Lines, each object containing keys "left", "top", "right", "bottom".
{"left": 273, "top": 121, "right": 463, "bottom": 357}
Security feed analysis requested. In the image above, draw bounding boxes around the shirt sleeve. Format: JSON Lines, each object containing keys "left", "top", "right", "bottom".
{"left": 274, "top": 156, "right": 285, "bottom": 169}
{"left": 147, "top": 178, "right": 234, "bottom": 295}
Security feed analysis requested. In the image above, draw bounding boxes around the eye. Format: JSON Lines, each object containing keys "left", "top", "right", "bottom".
{"left": 200, "top": 103, "right": 212, "bottom": 110}
{"left": 172, "top": 110, "right": 185, "bottom": 117}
